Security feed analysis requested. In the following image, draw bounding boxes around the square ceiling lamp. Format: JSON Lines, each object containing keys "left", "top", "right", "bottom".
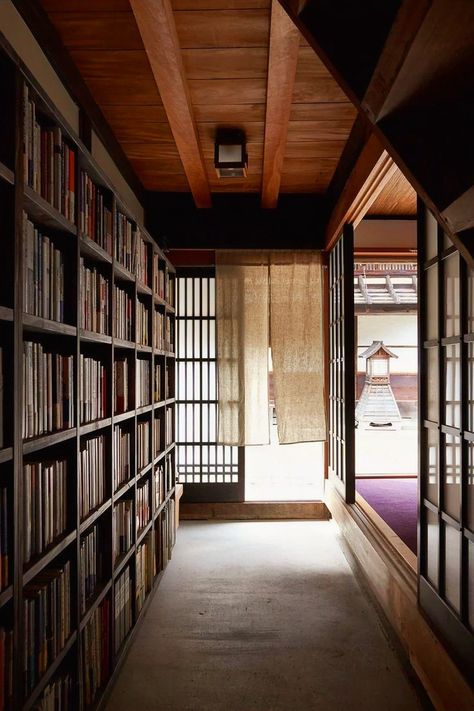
{"left": 214, "top": 129, "right": 247, "bottom": 178}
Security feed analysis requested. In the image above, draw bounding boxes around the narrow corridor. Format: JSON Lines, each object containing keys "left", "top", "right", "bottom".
{"left": 106, "top": 521, "right": 428, "bottom": 711}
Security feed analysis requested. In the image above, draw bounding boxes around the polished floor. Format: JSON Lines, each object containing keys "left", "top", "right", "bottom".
{"left": 106, "top": 520, "right": 428, "bottom": 711}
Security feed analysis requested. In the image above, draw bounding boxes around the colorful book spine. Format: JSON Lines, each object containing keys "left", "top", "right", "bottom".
{"left": 79, "top": 171, "right": 113, "bottom": 255}
{"left": 23, "top": 85, "right": 76, "bottom": 222}
{"left": 80, "top": 434, "right": 106, "bottom": 520}
{"left": 23, "top": 458, "right": 67, "bottom": 564}
{"left": 80, "top": 259, "right": 110, "bottom": 335}
{"left": 136, "top": 300, "right": 149, "bottom": 346}
{"left": 113, "top": 500, "right": 133, "bottom": 561}
{"left": 114, "top": 567, "right": 132, "bottom": 653}
{"left": 80, "top": 355, "right": 107, "bottom": 424}
{"left": 136, "top": 479, "right": 150, "bottom": 533}
{"left": 32, "top": 671, "right": 72, "bottom": 710}
{"left": 154, "top": 465, "right": 164, "bottom": 509}
{"left": 136, "top": 359, "right": 150, "bottom": 408}
{"left": 135, "top": 231, "right": 149, "bottom": 287}
{"left": 82, "top": 598, "right": 110, "bottom": 707}
{"left": 138, "top": 421, "right": 150, "bottom": 470}
{"left": 114, "top": 212, "right": 134, "bottom": 273}
{"left": 113, "top": 286, "right": 133, "bottom": 342}
{"left": 24, "top": 560, "right": 71, "bottom": 692}
{"left": 154, "top": 362, "right": 162, "bottom": 403}
{"left": 154, "top": 310, "right": 165, "bottom": 351}
{"left": 23, "top": 216, "right": 65, "bottom": 323}
{"left": 114, "top": 358, "right": 129, "bottom": 415}
{"left": 113, "top": 426, "right": 131, "bottom": 492}
{"left": 22, "top": 342, "right": 74, "bottom": 439}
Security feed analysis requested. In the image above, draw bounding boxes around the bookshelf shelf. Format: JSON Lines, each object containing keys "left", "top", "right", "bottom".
{"left": 0, "top": 584, "right": 13, "bottom": 608}
{"left": 22, "top": 530, "right": 76, "bottom": 585}
{"left": 23, "top": 185, "right": 77, "bottom": 235}
{"left": 79, "top": 499, "right": 112, "bottom": 534}
{"left": 0, "top": 306, "right": 13, "bottom": 322}
{"left": 0, "top": 36, "right": 177, "bottom": 711}
{"left": 0, "top": 160, "right": 14, "bottom": 185}
{"left": 0, "top": 446, "right": 13, "bottom": 464}
{"left": 22, "top": 313, "right": 77, "bottom": 337}
{"left": 22, "top": 427, "right": 76, "bottom": 454}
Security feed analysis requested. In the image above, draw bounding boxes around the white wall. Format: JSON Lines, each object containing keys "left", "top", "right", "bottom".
{"left": 0, "top": 0, "right": 143, "bottom": 222}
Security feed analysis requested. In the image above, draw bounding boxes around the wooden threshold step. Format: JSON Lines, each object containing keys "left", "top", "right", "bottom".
{"left": 180, "top": 501, "right": 331, "bottom": 521}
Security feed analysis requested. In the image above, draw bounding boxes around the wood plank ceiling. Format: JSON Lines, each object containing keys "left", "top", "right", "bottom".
{"left": 40, "top": 0, "right": 390, "bottom": 208}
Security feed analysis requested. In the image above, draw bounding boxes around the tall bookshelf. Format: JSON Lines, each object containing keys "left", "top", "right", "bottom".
{"left": 0, "top": 35, "right": 177, "bottom": 711}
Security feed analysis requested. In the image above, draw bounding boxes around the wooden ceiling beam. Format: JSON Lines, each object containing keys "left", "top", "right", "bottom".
{"left": 261, "top": 0, "right": 300, "bottom": 208}
{"left": 129, "top": 0, "right": 211, "bottom": 208}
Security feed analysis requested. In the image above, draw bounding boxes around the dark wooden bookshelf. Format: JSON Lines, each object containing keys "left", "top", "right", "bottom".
{"left": 0, "top": 33, "right": 177, "bottom": 711}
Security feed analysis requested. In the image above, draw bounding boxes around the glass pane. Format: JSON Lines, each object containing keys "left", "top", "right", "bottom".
{"left": 468, "top": 443, "right": 474, "bottom": 531}
{"left": 444, "top": 434, "right": 461, "bottom": 521}
{"left": 444, "top": 344, "right": 461, "bottom": 429}
{"left": 444, "top": 252, "right": 460, "bottom": 337}
{"left": 427, "top": 347, "right": 439, "bottom": 422}
{"left": 426, "top": 427, "right": 439, "bottom": 505}
{"left": 425, "top": 210, "right": 438, "bottom": 261}
{"left": 425, "top": 265, "right": 438, "bottom": 341}
{"left": 444, "top": 523, "right": 461, "bottom": 614}
{"left": 426, "top": 508, "right": 439, "bottom": 589}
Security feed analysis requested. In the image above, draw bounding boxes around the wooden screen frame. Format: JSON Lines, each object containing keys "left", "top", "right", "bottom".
{"left": 328, "top": 224, "right": 355, "bottom": 502}
{"left": 176, "top": 267, "right": 245, "bottom": 503}
{"left": 418, "top": 199, "right": 474, "bottom": 681}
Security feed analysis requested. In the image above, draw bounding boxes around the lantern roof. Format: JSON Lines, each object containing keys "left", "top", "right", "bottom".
{"left": 359, "top": 341, "right": 398, "bottom": 359}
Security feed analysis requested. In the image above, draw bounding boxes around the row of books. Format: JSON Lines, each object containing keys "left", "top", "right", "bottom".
{"left": 80, "top": 525, "right": 101, "bottom": 614}
{"left": 154, "top": 362, "right": 162, "bottom": 402}
{"left": 0, "top": 626, "right": 13, "bottom": 711}
{"left": 113, "top": 499, "right": 133, "bottom": 560}
{"left": 80, "top": 259, "right": 110, "bottom": 335}
{"left": 153, "top": 255, "right": 166, "bottom": 300}
{"left": 114, "top": 426, "right": 131, "bottom": 491}
{"left": 136, "top": 479, "right": 150, "bottom": 533}
{"left": 165, "top": 272, "right": 175, "bottom": 307}
{"left": 33, "top": 671, "right": 72, "bottom": 711}
{"left": 23, "top": 342, "right": 74, "bottom": 439}
{"left": 114, "top": 358, "right": 129, "bottom": 414}
{"left": 114, "top": 566, "right": 132, "bottom": 653}
{"left": 154, "top": 464, "right": 165, "bottom": 509}
{"left": 24, "top": 458, "right": 67, "bottom": 564}
{"left": 114, "top": 285, "right": 133, "bottom": 342}
{"left": 23, "top": 217, "right": 65, "bottom": 323}
{"left": 136, "top": 300, "right": 149, "bottom": 346}
{"left": 115, "top": 212, "right": 134, "bottom": 273}
{"left": 24, "top": 560, "right": 71, "bottom": 692}
{"left": 154, "top": 415, "right": 162, "bottom": 457}
{"left": 82, "top": 598, "right": 110, "bottom": 707}
{"left": 135, "top": 231, "right": 149, "bottom": 287}
{"left": 166, "top": 407, "right": 174, "bottom": 447}
{"left": 0, "top": 485, "right": 8, "bottom": 591}
{"left": 23, "top": 86, "right": 76, "bottom": 223}
{"left": 137, "top": 420, "right": 150, "bottom": 470}
{"left": 165, "top": 453, "right": 174, "bottom": 493}
{"left": 80, "top": 434, "right": 106, "bottom": 521}
{"left": 80, "top": 355, "right": 107, "bottom": 423}
{"left": 154, "top": 311, "right": 175, "bottom": 352}
{"left": 79, "top": 171, "right": 113, "bottom": 255}
{"left": 137, "top": 359, "right": 150, "bottom": 408}
{"left": 136, "top": 534, "right": 152, "bottom": 614}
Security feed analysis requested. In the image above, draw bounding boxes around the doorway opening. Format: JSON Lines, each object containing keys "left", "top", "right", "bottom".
{"left": 354, "top": 222, "right": 418, "bottom": 555}
{"left": 245, "top": 348, "right": 325, "bottom": 502}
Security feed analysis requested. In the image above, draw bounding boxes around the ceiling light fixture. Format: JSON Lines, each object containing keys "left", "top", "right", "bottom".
{"left": 214, "top": 129, "right": 247, "bottom": 178}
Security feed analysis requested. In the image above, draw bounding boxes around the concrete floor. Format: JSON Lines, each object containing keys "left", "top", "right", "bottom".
{"left": 106, "top": 521, "right": 427, "bottom": 711}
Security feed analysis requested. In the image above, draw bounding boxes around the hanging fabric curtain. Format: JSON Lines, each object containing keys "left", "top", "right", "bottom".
{"left": 216, "top": 250, "right": 270, "bottom": 446}
{"left": 270, "top": 251, "right": 326, "bottom": 444}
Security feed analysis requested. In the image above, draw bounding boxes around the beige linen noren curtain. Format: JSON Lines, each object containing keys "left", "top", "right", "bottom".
{"left": 216, "top": 250, "right": 326, "bottom": 446}
{"left": 270, "top": 251, "right": 326, "bottom": 444}
{"left": 216, "top": 251, "right": 270, "bottom": 446}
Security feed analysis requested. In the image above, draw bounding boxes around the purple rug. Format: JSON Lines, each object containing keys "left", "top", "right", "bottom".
{"left": 356, "top": 478, "right": 418, "bottom": 555}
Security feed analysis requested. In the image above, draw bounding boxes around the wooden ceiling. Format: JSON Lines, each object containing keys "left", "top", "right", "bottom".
{"left": 40, "top": 0, "right": 360, "bottom": 204}
{"left": 368, "top": 167, "right": 417, "bottom": 217}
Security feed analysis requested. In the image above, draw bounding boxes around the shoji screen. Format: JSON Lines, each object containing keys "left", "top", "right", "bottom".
{"left": 176, "top": 269, "right": 244, "bottom": 502}
{"left": 419, "top": 201, "right": 474, "bottom": 677}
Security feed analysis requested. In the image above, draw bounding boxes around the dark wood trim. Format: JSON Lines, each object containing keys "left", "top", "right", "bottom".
{"left": 180, "top": 501, "right": 330, "bottom": 520}
{"left": 10, "top": 0, "right": 144, "bottom": 203}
